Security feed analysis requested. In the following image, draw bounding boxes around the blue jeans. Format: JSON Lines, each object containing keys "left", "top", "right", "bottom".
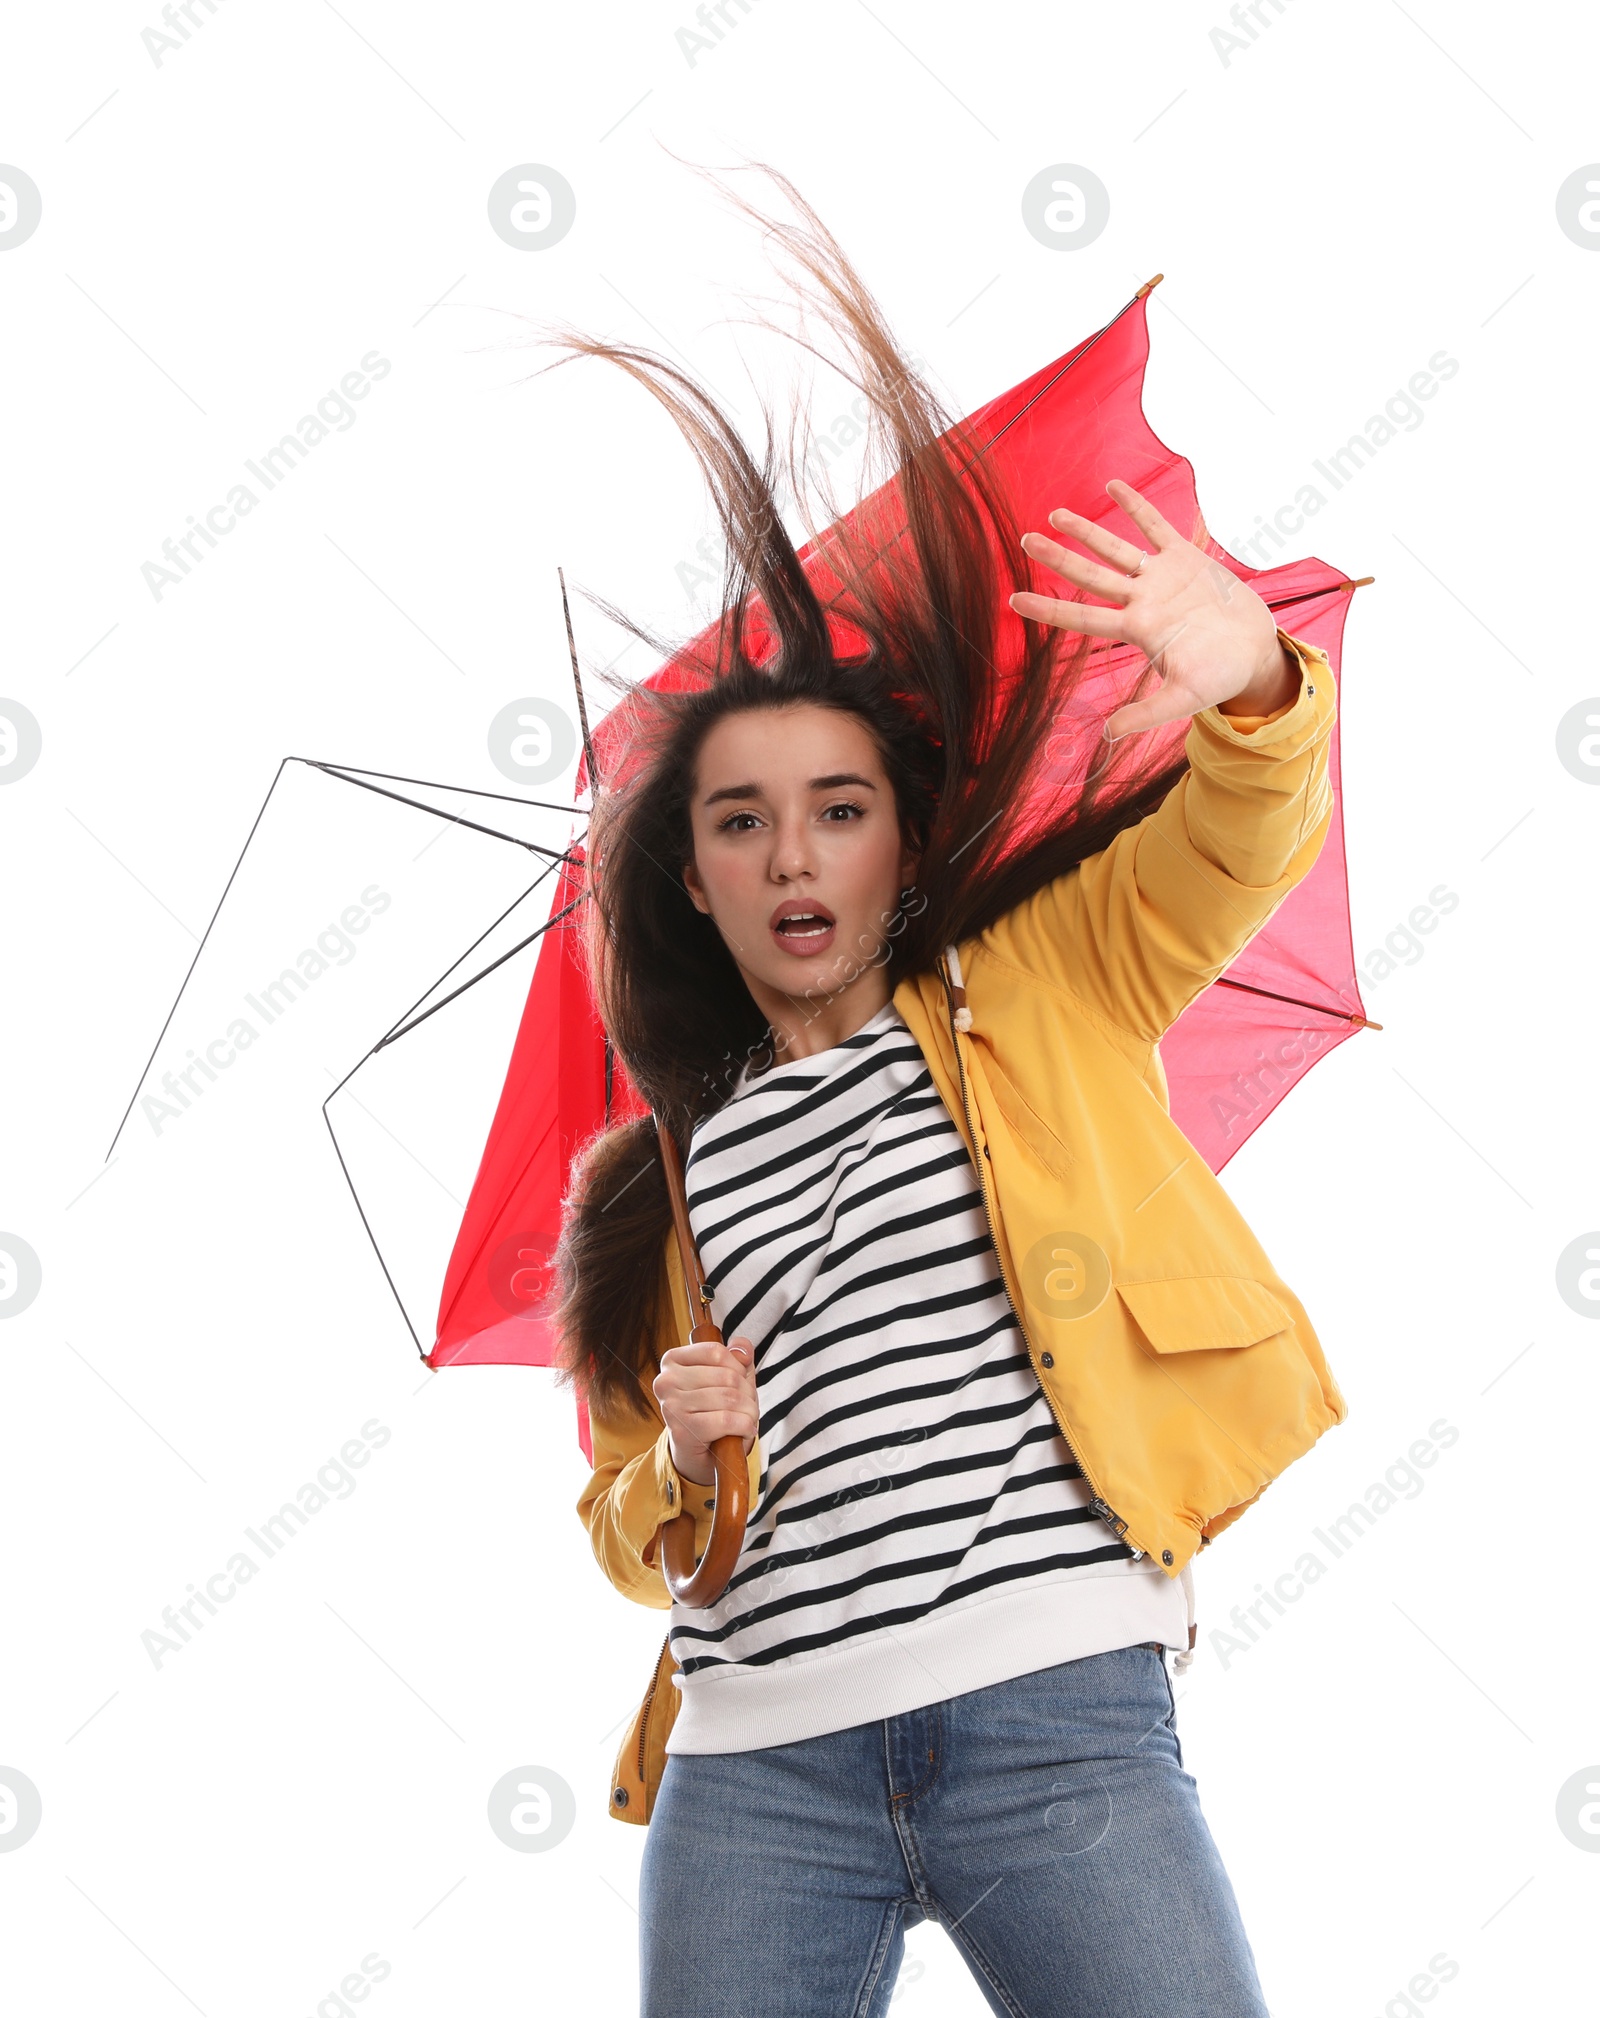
{"left": 638, "top": 1643, "right": 1269, "bottom": 2018}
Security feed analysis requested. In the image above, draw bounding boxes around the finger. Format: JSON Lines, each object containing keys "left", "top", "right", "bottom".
{"left": 672, "top": 1400, "right": 758, "bottom": 1436}
{"left": 1103, "top": 691, "right": 1200, "bottom": 743}
{"left": 656, "top": 1374, "right": 756, "bottom": 1418}
{"left": 1020, "top": 528, "right": 1135, "bottom": 607}
{"left": 660, "top": 1408, "right": 758, "bottom": 1462}
{"left": 658, "top": 1361, "right": 753, "bottom": 1394}
{"left": 661, "top": 1340, "right": 743, "bottom": 1369}
{"left": 674, "top": 1391, "right": 760, "bottom": 1432}
{"left": 1104, "top": 477, "right": 1181, "bottom": 552}
{"left": 1008, "top": 591, "right": 1127, "bottom": 640}
{"left": 1043, "top": 505, "right": 1149, "bottom": 579}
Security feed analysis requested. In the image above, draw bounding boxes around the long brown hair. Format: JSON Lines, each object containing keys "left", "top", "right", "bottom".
{"left": 536, "top": 162, "right": 1194, "bottom": 1421}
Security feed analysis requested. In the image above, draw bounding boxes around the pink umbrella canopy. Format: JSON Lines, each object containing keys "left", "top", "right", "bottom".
{"left": 428, "top": 278, "right": 1372, "bottom": 1460}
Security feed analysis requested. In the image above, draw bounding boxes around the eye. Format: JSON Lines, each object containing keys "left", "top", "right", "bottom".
{"left": 716, "top": 809, "right": 763, "bottom": 834}
{"left": 821, "top": 800, "right": 866, "bottom": 823}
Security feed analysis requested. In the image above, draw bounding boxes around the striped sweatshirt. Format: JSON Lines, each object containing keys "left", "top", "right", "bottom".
{"left": 665, "top": 1001, "right": 1193, "bottom": 1755}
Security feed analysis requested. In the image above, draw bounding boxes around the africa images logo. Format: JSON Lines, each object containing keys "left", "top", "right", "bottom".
{"left": 142, "top": 884, "right": 391, "bottom": 1134}
{"left": 139, "top": 350, "right": 392, "bottom": 602}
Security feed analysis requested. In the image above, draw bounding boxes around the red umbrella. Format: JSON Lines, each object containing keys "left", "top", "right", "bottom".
{"left": 427, "top": 276, "right": 1376, "bottom": 1461}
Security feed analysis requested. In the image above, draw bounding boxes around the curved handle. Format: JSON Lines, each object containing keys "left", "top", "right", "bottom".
{"left": 653, "top": 1117, "right": 751, "bottom": 1609}
{"left": 659, "top": 1428, "right": 750, "bottom": 1608}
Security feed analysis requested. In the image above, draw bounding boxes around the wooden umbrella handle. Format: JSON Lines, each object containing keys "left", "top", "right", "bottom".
{"left": 653, "top": 1116, "right": 750, "bottom": 1608}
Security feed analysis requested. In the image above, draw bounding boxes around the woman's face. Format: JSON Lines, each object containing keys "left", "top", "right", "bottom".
{"left": 682, "top": 703, "right": 919, "bottom": 1023}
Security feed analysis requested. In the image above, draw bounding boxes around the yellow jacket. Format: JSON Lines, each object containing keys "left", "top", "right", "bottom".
{"left": 578, "top": 628, "right": 1347, "bottom": 1825}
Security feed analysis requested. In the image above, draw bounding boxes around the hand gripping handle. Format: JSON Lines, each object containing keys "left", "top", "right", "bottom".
{"left": 653, "top": 1115, "right": 749, "bottom": 1608}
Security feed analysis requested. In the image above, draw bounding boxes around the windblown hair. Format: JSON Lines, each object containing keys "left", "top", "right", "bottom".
{"left": 538, "top": 161, "right": 1198, "bottom": 1421}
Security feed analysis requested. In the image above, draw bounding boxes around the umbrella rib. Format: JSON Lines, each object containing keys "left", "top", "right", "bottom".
{"left": 318, "top": 859, "right": 581, "bottom": 1362}
{"left": 294, "top": 760, "right": 581, "bottom": 815}
{"left": 1211, "top": 975, "right": 1378, "bottom": 1027}
{"left": 1264, "top": 581, "right": 1371, "bottom": 613}
{"left": 559, "top": 564, "right": 603, "bottom": 792}
{"left": 105, "top": 756, "right": 296, "bottom": 1161}
{"left": 301, "top": 760, "right": 575, "bottom": 859}
{"left": 374, "top": 893, "right": 586, "bottom": 1050}
{"left": 106, "top": 754, "right": 584, "bottom": 1161}
{"left": 370, "top": 858, "right": 567, "bottom": 1051}
{"left": 952, "top": 284, "right": 1146, "bottom": 473}
{"left": 558, "top": 562, "right": 616, "bottom": 1122}
{"left": 320, "top": 1088, "right": 427, "bottom": 1359}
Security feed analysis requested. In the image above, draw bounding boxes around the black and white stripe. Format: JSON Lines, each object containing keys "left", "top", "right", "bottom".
{"left": 666, "top": 1002, "right": 1189, "bottom": 1753}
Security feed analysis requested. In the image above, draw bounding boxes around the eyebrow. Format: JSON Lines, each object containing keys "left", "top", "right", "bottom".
{"left": 702, "top": 772, "right": 880, "bottom": 807}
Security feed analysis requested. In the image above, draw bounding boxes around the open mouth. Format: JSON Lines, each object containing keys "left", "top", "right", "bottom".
{"left": 769, "top": 903, "right": 837, "bottom": 955}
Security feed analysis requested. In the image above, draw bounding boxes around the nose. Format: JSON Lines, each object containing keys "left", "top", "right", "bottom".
{"left": 768, "top": 813, "right": 817, "bottom": 883}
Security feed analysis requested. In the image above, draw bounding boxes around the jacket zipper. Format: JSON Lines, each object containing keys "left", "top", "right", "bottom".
{"left": 635, "top": 1631, "right": 669, "bottom": 1791}
{"left": 939, "top": 962, "right": 1144, "bottom": 1561}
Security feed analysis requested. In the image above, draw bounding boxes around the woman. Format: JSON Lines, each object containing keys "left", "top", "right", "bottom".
{"left": 550, "top": 170, "right": 1344, "bottom": 2018}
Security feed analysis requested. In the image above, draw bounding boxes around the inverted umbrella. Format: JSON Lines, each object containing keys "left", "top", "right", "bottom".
{"left": 112, "top": 277, "right": 1374, "bottom": 1464}
{"left": 427, "top": 275, "right": 1377, "bottom": 1464}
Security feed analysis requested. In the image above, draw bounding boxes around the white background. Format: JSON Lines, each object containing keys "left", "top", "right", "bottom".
{"left": 2, "top": 3, "right": 1597, "bottom": 2013}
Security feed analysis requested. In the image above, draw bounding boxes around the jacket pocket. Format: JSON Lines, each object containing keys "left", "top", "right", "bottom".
{"left": 974, "top": 1045, "right": 1077, "bottom": 1180}
{"left": 1115, "top": 1275, "right": 1293, "bottom": 1354}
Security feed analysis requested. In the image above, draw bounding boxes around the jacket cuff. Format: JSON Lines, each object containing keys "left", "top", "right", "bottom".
{"left": 659, "top": 1427, "right": 689, "bottom": 1507}
{"left": 640, "top": 1429, "right": 715, "bottom": 1570}
{"left": 635, "top": 1429, "right": 687, "bottom": 1570}
{"left": 1196, "top": 628, "right": 1330, "bottom": 749}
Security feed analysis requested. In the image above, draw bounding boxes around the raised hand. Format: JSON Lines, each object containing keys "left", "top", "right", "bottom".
{"left": 1008, "top": 478, "right": 1298, "bottom": 742}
